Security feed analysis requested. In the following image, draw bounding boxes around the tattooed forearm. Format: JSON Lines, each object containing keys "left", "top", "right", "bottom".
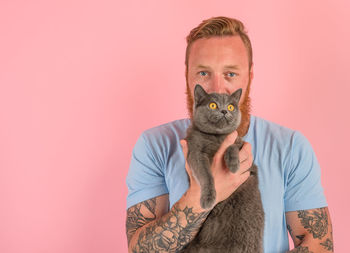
{"left": 126, "top": 198, "right": 157, "bottom": 245}
{"left": 288, "top": 246, "right": 314, "bottom": 253}
{"left": 131, "top": 202, "right": 210, "bottom": 253}
{"left": 296, "top": 235, "right": 305, "bottom": 241}
{"left": 297, "top": 208, "right": 328, "bottom": 239}
{"left": 287, "top": 224, "right": 305, "bottom": 245}
{"left": 286, "top": 207, "right": 333, "bottom": 253}
{"left": 320, "top": 238, "right": 334, "bottom": 251}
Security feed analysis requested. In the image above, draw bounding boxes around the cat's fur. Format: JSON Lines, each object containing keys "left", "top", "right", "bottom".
{"left": 181, "top": 85, "right": 264, "bottom": 253}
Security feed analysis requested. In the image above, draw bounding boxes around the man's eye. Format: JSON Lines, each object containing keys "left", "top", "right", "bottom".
{"left": 199, "top": 71, "right": 207, "bottom": 76}
{"left": 228, "top": 72, "right": 236, "bottom": 77}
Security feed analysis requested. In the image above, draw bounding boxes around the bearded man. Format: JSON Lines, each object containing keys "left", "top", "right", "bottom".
{"left": 125, "top": 16, "right": 334, "bottom": 252}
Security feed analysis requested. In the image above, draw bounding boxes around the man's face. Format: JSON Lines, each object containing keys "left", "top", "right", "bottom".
{"left": 186, "top": 35, "right": 254, "bottom": 136}
{"left": 187, "top": 35, "right": 253, "bottom": 107}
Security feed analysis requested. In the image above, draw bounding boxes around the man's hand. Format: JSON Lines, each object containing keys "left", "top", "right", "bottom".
{"left": 180, "top": 130, "right": 253, "bottom": 209}
{"left": 126, "top": 131, "right": 254, "bottom": 252}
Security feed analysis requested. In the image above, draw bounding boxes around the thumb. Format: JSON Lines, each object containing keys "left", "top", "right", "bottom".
{"left": 180, "top": 139, "right": 192, "bottom": 177}
{"left": 180, "top": 139, "right": 188, "bottom": 158}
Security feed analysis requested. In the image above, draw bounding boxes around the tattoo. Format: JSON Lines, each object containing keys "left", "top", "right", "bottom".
{"left": 126, "top": 197, "right": 157, "bottom": 245}
{"left": 289, "top": 246, "right": 314, "bottom": 253}
{"left": 287, "top": 223, "right": 305, "bottom": 243}
{"left": 297, "top": 208, "right": 328, "bottom": 239}
{"left": 296, "top": 235, "right": 305, "bottom": 241}
{"left": 132, "top": 202, "right": 210, "bottom": 252}
{"left": 320, "top": 238, "right": 334, "bottom": 251}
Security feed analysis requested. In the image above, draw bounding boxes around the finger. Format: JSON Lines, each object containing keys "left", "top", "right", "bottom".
{"left": 180, "top": 139, "right": 192, "bottom": 177}
{"left": 180, "top": 139, "right": 188, "bottom": 158}
{"left": 236, "top": 142, "right": 253, "bottom": 175}
{"left": 214, "top": 131, "right": 238, "bottom": 159}
{"left": 231, "top": 169, "right": 250, "bottom": 189}
{"left": 239, "top": 170, "right": 251, "bottom": 184}
{"left": 239, "top": 142, "right": 251, "bottom": 163}
{"left": 240, "top": 151, "right": 253, "bottom": 172}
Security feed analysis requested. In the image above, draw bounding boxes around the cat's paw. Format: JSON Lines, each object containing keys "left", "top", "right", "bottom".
{"left": 200, "top": 188, "right": 216, "bottom": 209}
{"left": 224, "top": 145, "right": 240, "bottom": 173}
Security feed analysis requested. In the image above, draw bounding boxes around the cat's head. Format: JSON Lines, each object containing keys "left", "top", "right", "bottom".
{"left": 193, "top": 84, "right": 242, "bottom": 135}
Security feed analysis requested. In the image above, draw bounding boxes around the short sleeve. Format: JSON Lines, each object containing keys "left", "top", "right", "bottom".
{"left": 284, "top": 131, "right": 328, "bottom": 212}
{"left": 126, "top": 133, "right": 169, "bottom": 209}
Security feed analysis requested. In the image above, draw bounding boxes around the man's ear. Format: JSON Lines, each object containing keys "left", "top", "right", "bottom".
{"left": 194, "top": 84, "right": 208, "bottom": 105}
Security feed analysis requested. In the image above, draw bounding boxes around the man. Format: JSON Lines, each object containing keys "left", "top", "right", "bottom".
{"left": 125, "top": 16, "right": 334, "bottom": 252}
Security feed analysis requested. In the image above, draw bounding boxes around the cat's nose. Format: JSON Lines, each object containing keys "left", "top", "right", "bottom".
{"left": 221, "top": 110, "right": 227, "bottom": 115}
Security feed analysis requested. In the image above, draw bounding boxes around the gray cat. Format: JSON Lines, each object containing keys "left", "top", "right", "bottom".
{"left": 181, "top": 84, "right": 264, "bottom": 253}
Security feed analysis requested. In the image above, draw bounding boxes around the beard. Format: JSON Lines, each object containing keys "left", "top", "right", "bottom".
{"left": 186, "top": 78, "right": 252, "bottom": 137}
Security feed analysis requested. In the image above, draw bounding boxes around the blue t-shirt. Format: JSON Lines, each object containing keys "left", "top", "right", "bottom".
{"left": 126, "top": 115, "right": 327, "bottom": 253}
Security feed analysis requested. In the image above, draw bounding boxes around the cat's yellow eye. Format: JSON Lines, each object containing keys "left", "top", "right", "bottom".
{"left": 227, "top": 104, "right": 234, "bottom": 111}
{"left": 209, "top": 102, "right": 217, "bottom": 110}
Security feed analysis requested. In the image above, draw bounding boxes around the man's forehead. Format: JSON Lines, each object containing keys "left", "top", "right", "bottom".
{"left": 188, "top": 36, "right": 249, "bottom": 68}
{"left": 195, "top": 64, "right": 240, "bottom": 70}
{"left": 190, "top": 36, "right": 246, "bottom": 52}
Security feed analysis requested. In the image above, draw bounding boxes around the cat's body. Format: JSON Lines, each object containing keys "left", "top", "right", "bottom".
{"left": 181, "top": 85, "right": 264, "bottom": 253}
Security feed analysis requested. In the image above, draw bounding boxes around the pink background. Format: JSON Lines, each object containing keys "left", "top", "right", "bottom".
{"left": 1, "top": 0, "right": 349, "bottom": 252}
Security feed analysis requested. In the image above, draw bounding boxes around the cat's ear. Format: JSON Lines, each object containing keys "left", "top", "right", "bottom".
{"left": 194, "top": 84, "right": 208, "bottom": 105}
{"left": 230, "top": 88, "right": 242, "bottom": 102}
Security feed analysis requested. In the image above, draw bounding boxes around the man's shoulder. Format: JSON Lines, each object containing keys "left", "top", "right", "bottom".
{"left": 252, "top": 115, "right": 296, "bottom": 139}
{"left": 141, "top": 118, "right": 191, "bottom": 144}
{"left": 251, "top": 115, "right": 311, "bottom": 152}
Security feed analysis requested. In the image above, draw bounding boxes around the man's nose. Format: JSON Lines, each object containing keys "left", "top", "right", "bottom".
{"left": 210, "top": 74, "right": 226, "bottom": 93}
